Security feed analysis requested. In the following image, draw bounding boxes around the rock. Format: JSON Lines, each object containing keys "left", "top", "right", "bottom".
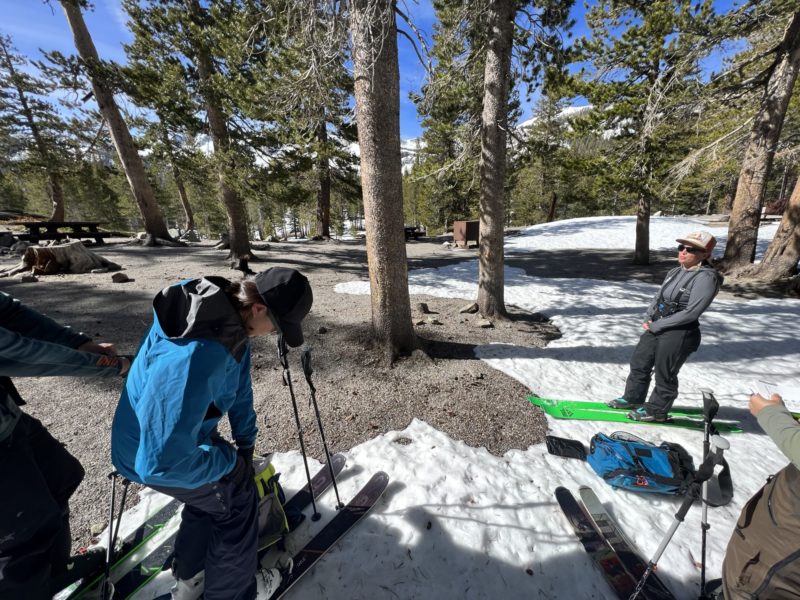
{"left": 318, "top": 326, "right": 328, "bottom": 334}
{"left": 476, "top": 318, "right": 493, "bottom": 328}
{"left": 414, "top": 319, "right": 426, "bottom": 326}
{"left": 0, "top": 232, "right": 16, "bottom": 247}
{"left": 426, "top": 317, "right": 443, "bottom": 325}
{"left": 111, "top": 272, "right": 132, "bottom": 283}
{"left": 90, "top": 522, "right": 106, "bottom": 537}
{"left": 18, "top": 274, "right": 38, "bottom": 283}
{"left": 416, "top": 302, "right": 431, "bottom": 314}
{"left": 91, "top": 267, "right": 110, "bottom": 274}
{"left": 136, "top": 232, "right": 148, "bottom": 240}
{"left": 459, "top": 302, "right": 479, "bottom": 314}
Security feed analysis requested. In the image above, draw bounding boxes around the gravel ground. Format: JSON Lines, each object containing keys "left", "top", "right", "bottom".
{"left": 4, "top": 232, "right": 772, "bottom": 550}
{"left": 2, "top": 236, "right": 562, "bottom": 550}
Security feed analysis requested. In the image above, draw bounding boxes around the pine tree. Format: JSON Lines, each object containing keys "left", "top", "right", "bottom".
{"left": 59, "top": 0, "right": 171, "bottom": 241}
{"left": 573, "top": 0, "right": 715, "bottom": 264}
{"left": 0, "top": 35, "right": 68, "bottom": 221}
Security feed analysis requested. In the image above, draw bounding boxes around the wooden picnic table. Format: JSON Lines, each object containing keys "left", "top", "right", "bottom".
{"left": 9, "top": 221, "right": 111, "bottom": 245}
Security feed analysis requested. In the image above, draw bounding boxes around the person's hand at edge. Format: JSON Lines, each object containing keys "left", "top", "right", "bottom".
{"left": 749, "top": 392, "right": 784, "bottom": 417}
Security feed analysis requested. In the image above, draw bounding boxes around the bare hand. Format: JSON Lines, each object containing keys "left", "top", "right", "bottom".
{"left": 642, "top": 321, "right": 651, "bottom": 331}
{"left": 78, "top": 341, "right": 118, "bottom": 356}
{"left": 749, "top": 393, "right": 784, "bottom": 417}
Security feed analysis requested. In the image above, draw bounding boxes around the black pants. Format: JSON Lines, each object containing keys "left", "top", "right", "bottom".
{"left": 0, "top": 413, "right": 85, "bottom": 600}
{"left": 151, "top": 457, "right": 259, "bottom": 600}
{"left": 623, "top": 327, "right": 701, "bottom": 417}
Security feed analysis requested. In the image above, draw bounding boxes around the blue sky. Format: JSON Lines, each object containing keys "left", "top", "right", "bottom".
{"left": 2, "top": 0, "right": 741, "bottom": 140}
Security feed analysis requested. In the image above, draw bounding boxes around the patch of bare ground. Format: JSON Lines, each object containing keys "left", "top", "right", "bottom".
{"left": 2, "top": 236, "right": 559, "bottom": 549}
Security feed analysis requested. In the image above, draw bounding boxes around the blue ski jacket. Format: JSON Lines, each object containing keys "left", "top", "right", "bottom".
{"left": 0, "top": 291, "right": 123, "bottom": 443}
{"left": 111, "top": 277, "right": 257, "bottom": 489}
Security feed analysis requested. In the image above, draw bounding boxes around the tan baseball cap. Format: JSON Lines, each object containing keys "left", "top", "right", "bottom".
{"left": 676, "top": 230, "right": 716, "bottom": 253}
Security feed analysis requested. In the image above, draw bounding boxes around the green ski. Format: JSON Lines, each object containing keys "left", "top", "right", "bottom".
{"left": 528, "top": 397, "right": 743, "bottom": 433}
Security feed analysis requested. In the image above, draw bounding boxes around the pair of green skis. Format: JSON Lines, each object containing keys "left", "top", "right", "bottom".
{"left": 529, "top": 396, "right": 745, "bottom": 433}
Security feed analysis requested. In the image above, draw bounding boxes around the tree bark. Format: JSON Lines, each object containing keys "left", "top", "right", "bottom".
{"left": 751, "top": 174, "right": 800, "bottom": 280}
{"left": 0, "top": 36, "right": 66, "bottom": 222}
{"left": 351, "top": 0, "right": 415, "bottom": 360}
{"left": 477, "top": 0, "right": 514, "bottom": 319}
{"left": 721, "top": 12, "right": 800, "bottom": 271}
{"left": 158, "top": 123, "right": 195, "bottom": 231}
{"left": 185, "top": 0, "right": 252, "bottom": 266}
{"left": 60, "top": 0, "right": 170, "bottom": 239}
{"left": 315, "top": 118, "right": 331, "bottom": 238}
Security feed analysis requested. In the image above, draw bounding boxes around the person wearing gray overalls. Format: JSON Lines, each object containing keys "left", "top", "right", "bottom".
{"left": 609, "top": 230, "right": 723, "bottom": 421}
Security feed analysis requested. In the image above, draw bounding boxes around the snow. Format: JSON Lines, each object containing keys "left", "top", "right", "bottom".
{"left": 121, "top": 215, "right": 799, "bottom": 599}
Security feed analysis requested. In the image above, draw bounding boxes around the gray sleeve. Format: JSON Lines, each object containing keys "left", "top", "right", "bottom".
{"left": 648, "top": 271, "right": 719, "bottom": 334}
{"left": 757, "top": 404, "right": 800, "bottom": 468}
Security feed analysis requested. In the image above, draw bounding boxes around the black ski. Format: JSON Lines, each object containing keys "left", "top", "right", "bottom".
{"left": 579, "top": 486, "right": 675, "bottom": 600}
{"left": 555, "top": 486, "right": 641, "bottom": 600}
{"left": 267, "top": 471, "right": 390, "bottom": 600}
{"left": 262, "top": 453, "right": 347, "bottom": 549}
{"left": 120, "top": 455, "right": 348, "bottom": 599}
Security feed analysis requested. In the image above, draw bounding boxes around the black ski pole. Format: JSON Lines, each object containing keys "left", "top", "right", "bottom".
{"left": 699, "top": 388, "right": 719, "bottom": 598}
{"left": 101, "top": 471, "right": 128, "bottom": 600}
{"left": 629, "top": 435, "right": 730, "bottom": 600}
{"left": 278, "top": 334, "right": 320, "bottom": 521}
{"left": 301, "top": 347, "right": 344, "bottom": 509}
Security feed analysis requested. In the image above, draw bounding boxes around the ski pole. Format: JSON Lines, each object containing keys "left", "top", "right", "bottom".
{"left": 101, "top": 472, "right": 128, "bottom": 600}
{"left": 629, "top": 435, "right": 730, "bottom": 600}
{"left": 278, "top": 334, "right": 320, "bottom": 521}
{"left": 698, "top": 388, "right": 719, "bottom": 598}
{"left": 301, "top": 347, "right": 344, "bottom": 509}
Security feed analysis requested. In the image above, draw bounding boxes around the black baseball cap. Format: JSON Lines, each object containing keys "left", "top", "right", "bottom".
{"left": 254, "top": 267, "right": 313, "bottom": 347}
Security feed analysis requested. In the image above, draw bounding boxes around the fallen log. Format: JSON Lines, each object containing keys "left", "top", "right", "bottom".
{"left": 0, "top": 240, "right": 121, "bottom": 278}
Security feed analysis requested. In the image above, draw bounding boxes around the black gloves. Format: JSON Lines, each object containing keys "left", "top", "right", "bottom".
{"left": 237, "top": 445, "right": 255, "bottom": 465}
{"left": 225, "top": 446, "right": 256, "bottom": 491}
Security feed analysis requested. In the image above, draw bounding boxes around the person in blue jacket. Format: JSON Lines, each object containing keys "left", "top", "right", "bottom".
{"left": 111, "top": 267, "right": 312, "bottom": 600}
{"left": 0, "top": 291, "right": 130, "bottom": 600}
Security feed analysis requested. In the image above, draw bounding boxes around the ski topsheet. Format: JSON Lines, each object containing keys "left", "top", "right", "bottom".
{"left": 267, "top": 471, "right": 390, "bottom": 600}
{"left": 579, "top": 486, "right": 675, "bottom": 600}
{"left": 529, "top": 397, "right": 743, "bottom": 433}
{"left": 59, "top": 495, "right": 181, "bottom": 600}
{"left": 555, "top": 486, "right": 641, "bottom": 600}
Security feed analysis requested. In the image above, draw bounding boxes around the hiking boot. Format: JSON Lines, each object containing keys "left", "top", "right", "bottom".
{"left": 607, "top": 398, "right": 643, "bottom": 409}
{"left": 256, "top": 567, "right": 283, "bottom": 597}
{"left": 170, "top": 570, "right": 205, "bottom": 600}
{"left": 627, "top": 407, "right": 668, "bottom": 422}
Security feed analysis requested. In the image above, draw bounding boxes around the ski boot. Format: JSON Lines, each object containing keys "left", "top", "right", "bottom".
{"left": 627, "top": 407, "right": 668, "bottom": 422}
{"left": 170, "top": 569, "right": 205, "bottom": 600}
{"left": 607, "top": 397, "right": 643, "bottom": 409}
{"left": 256, "top": 567, "right": 283, "bottom": 597}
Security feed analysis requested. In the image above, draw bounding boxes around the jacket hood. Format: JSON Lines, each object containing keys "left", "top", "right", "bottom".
{"left": 152, "top": 276, "right": 248, "bottom": 361}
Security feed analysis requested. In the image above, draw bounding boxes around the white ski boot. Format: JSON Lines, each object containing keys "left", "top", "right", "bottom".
{"left": 170, "top": 569, "right": 205, "bottom": 600}
{"left": 256, "top": 567, "right": 283, "bottom": 597}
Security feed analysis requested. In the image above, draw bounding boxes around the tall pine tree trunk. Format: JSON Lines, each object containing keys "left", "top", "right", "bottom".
{"left": 751, "top": 174, "right": 800, "bottom": 280}
{"left": 315, "top": 118, "right": 331, "bottom": 239}
{"left": 633, "top": 139, "right": 653, "bottom": 265}
{"left": 722, "top": 12, "right": 800, "bottom": 272}
{"left": 186, "top": 0, "right": 251, "bottom": 266}
{"left": 351, "top": 0, "right": 415, "bottom": 360}
{"left": 60, "top": 0, "right": 170, "bottom": 239}
{"left": 158, "top": 123, "right": 195, "bottom": 231}
{"left": 0, "top": 36, "right": 66, "bottom": 222}
{"left": 477, "top": 0, "right": 514, "bottom": 319}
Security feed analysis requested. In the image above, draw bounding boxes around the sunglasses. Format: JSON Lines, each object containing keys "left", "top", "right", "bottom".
{"left": 677, "top": 245, "right": 703, "bottom": 254}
